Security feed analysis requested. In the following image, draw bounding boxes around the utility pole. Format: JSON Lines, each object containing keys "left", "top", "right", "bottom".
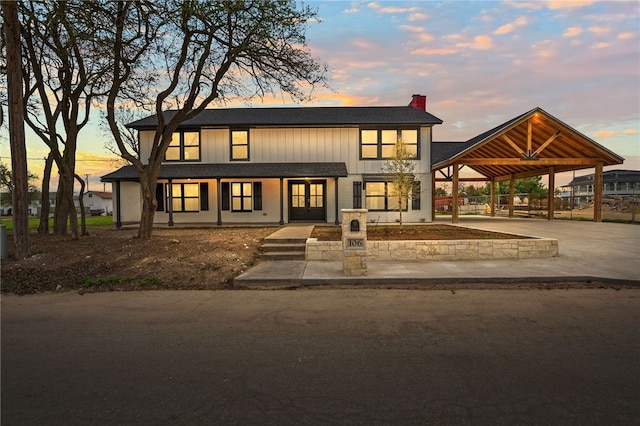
{"left": 85, "top": 174, "right": 90, "bottom": 192}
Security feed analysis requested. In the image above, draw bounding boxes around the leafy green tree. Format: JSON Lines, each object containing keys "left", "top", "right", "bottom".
{"left": 486, "top": 176, "right": 547, "bottom": 197}
{"left": 0, "top": 162, "right": 39, "bottom": 195}
{"left": 434, "top": 186, "right": 448, "bottom": 197}
{"left": 464, "top": 184, "right": 486, "bottom": 197}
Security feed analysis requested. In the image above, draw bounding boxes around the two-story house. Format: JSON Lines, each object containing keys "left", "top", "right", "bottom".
{"left": 102, "top": 95, "right": 442, "bottom": 226}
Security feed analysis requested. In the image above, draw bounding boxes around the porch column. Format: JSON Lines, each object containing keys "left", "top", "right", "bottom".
{"left": 216, "top": 178, "right": 222, "bottom": 226}
{"left": 334, "top": 177, "right": 340, "bottom": 225}
{"left": 167, "top": 178, "right": 174, "bottom": 226}
{"left": 452, "top": 163, "right": 459, "bottom": 223}
{"left": 115, "top": 180, "right": 122, "bottom": 228}
{"left": 279, "top": 178, "right": 285, "bottom": 225}
{"left": 490, "top": 179, "right": 496, "bottom": 217}
{"left": 594, "top": 163, "right": 603, "bottom": 222}
{"left": 508, "top": 175, "right": 515, "bottom": 218}
{"left": 548, "top": 167, "right": 555, "bottom": 220}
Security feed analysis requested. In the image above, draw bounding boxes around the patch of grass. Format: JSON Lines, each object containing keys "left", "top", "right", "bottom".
{"left": 0, "top": 215, "right": 114, "bottom": 231}
{"left": 140, "top": 276, "right": 162, "bottom": 287}
{"left": 80, "top": 276, "right": 96, "bottom": 288}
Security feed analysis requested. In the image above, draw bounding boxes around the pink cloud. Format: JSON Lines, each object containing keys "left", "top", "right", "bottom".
{"left": 410, "top": 47, "right": 459, "bottom": 56}
{"left": 588, "top": 26, "right": 613, "bottom": 35}
{"left": 563, "top": 27, "right": 583, "bottom": 37}
{"left": 547, "top": 1, "right": 595, "bottom": 10}
{"left": 495, "top": 16, "right": 529, "bottom": 35}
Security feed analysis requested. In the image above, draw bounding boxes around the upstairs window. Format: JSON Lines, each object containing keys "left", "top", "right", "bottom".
{"left": 360, "top": 129, "right": 419, "bottom": 160}
{"left": 231, "top": 130, "right": 249, "bottom": 161}
{"left": 165, "top": 131, "right": 200, "bottom": 162}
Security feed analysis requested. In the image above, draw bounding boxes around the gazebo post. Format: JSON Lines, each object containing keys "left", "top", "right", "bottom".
{"left": 594, "top": 163, "right": 603, "bottom": 222}
{"left": 452, "top": 164, "right": 459, "bottom": 223}
{"left": 490, "top": 178, "right": 496, "bottom": 217}
{"left": 548, "top": 167, "right": 555, "bottom": 220}
{"left": 508, "top": 175, "right": 515, "bottom": 218}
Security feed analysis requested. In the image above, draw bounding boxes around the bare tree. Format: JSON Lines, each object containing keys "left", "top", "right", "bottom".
{"left": 2, "top": 0, "right": 31, "bottom": 258}
{"left": 105, "top": 0, "right": 328, "bottom": 238}
{"left": 19, "top": 1, "right": 114, "bottom": 239}
{"left": 383, "top": 138, "right": 418, "bottom": 226}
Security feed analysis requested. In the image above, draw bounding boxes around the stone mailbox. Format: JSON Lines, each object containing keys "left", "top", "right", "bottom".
{"left": 342, "top": 209, "right": 367, "bottom": 276}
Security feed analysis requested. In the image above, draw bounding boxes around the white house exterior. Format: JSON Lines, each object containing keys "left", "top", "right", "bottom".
{"left": 82, "top": 191, "right": 113, "bottom": 215}
{"left": 102, "top": 95, "right": 442, "bottom": 226}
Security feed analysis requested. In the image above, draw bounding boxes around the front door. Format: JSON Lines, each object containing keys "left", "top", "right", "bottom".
{"left": 289, "top": 180, "right": 326, "bottom": 222}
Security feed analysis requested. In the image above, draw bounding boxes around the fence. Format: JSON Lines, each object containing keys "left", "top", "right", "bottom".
{"left": 439, "top": 194, "right": 640, "bottom": 223}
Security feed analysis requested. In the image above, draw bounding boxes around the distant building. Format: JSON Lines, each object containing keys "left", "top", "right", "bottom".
{"left": 82, "top": 191, "right": 113, "bottom": 216}
{"left": 561, "top": 170, "right": 640, "bottom": 207}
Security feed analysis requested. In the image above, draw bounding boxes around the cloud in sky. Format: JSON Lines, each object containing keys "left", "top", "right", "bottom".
{"left": 563, "top": 26, "right": 583, "bottom": 37}
{"left": 494, "top": 17, "right": 528, "bottom": 35}
{"left": 547, "top": 0, "right": 595, "bottom": 10}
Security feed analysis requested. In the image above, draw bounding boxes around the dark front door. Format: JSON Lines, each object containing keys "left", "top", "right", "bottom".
{"left": 289, "top": 180, "right": 326, "bottom": 222}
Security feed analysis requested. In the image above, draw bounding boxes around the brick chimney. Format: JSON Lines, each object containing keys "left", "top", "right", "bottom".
{"left": 409, "top": 94, "right": 426, "bottom": 111}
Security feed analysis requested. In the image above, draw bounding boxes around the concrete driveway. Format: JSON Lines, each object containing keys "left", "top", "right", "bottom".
{"left": 236, "top": 217, "right": 640, "bottom": 287}
{"left": 2, "top": 289, "right": 639, "bottom": 425}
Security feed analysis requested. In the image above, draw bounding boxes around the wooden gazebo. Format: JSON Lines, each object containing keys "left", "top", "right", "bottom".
{"left": 431, "top": 108, "right": 625, "bottom": 222}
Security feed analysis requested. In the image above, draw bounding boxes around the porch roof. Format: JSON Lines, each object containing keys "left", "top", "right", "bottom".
{"left": 101, "top": 162, "right": 349, "bottom": 182}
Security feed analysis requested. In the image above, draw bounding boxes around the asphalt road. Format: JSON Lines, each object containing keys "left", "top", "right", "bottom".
{"left": 2, "top": 289, "right": 639, "bottom": 425}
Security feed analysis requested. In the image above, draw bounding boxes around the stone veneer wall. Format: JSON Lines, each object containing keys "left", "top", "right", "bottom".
{"left": 306, "top": 238, "right": 558, "bottom": 261}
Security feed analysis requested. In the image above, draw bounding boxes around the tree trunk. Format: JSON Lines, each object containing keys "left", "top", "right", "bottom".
{"left": 3, "top": 0, "right": 31, "bottom": 259}
{"left": 38, "top": 153, "right": 54, "bottom": 234}
{"left": 75, "top": 174, "right": 88, "bottom": 236}
{"left": 54, "top": 170, "right": 79, "bottom": 240}
{"left": 137, "top": 170, "right": 159, "bottom": 238}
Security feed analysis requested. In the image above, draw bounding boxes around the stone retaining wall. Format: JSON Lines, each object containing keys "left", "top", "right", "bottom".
{"left": 306, "top": 238, "right": 558, "bottom": 261}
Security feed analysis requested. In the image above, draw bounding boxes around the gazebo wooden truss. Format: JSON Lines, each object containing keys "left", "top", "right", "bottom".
{"left": 431, "top": 108, "right": 625, "bottom": 222}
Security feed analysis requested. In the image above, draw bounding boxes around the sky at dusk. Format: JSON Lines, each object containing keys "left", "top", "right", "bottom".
{"left": 1, "top": 0, "right": 638, "bottom": 190}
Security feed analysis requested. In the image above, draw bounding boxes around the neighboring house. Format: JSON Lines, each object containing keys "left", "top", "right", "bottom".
{"left": 561, "top": 170, "right": 640, "bottom": 207}
{"left": 1, "top": 192, "right": 85, "bottom": 217}
{"left": 0, "top": 191, "right": 50, "bottom": 216}
{"left": 101, "top": 94, "right": 625, "bottom": 226}
{"left": 82, "top": 191, "right": 113, "bottom": 216}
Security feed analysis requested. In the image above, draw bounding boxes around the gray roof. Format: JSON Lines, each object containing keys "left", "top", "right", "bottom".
{"left": 127, "top": 106, "right": 443, "bottom": 129}
{"left": 566, "top": 169, "right": 640, "bottom": 186}
{"left": 101, "top": 162, "right": 349, "bottom": 182}
{"left": 431, "top": 142, "right": 471, "bottom": 165}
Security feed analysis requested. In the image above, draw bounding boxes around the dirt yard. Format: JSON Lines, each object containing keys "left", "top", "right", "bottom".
{"left": 1, "top": 226, "right": 278, "bottom": 294}
{"left": 1, "top": 224, "right": 529, "bottom": 294}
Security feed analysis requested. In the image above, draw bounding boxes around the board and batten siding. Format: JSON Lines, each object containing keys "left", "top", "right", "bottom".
{"left": 139, "top": 126, "right": 432, "bottom": 174}
{"left": 135, "top": 125, "right": 434, "bottom": 223}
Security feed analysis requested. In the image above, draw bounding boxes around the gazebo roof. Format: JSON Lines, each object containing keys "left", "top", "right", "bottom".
{"left": 432, "top": 107, "right": 624, "bottom": 181}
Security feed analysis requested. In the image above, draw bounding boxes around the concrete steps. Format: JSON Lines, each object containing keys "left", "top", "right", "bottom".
{"left": 260, "top": 241, "right": 306, "bottom": 261}
{"left": 259, "top": 226, "right": 314, "bottom": 261}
